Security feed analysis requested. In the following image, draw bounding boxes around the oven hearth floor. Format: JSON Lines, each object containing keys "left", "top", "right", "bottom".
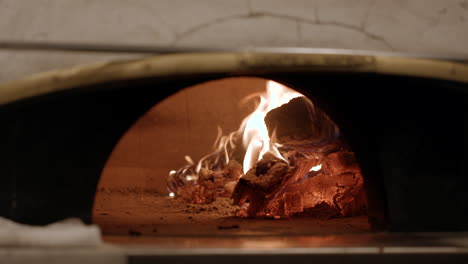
{"left": 93, "top": 192, "right": 369, "bottom": 236}
{"left": 88, "top": 191, "right": 468, "bottom": 263}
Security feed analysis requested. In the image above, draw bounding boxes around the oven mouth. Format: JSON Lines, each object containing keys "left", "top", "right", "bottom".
{"left": 0, "top": 52, "right": 468, "bottom": 234}
{"left": 93, "top": 76, "right": 369, "bottom": 236}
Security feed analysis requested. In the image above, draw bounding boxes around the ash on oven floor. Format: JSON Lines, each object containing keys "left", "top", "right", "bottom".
{"left": 93, "top": 191, "right": 369, "bottom": 236}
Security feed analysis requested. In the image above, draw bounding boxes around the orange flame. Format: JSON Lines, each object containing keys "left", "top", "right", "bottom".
{"left": 191, "top": 80, "right": 303, "bottom": 175}
{"left": 240, "top": 81, "right": 303, "bottom": 173}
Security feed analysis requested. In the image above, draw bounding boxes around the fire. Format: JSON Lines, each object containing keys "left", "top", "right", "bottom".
{"left": 240, "top": 81, "right": 303, "bottom": 173}
{"left": 191, "top": 81, "right": 303, "bottom": 175}
{"left": 167, "top": 79, "right": 367, "bottom": 219}
{"left": 169, "top": 80, "right": 303, "bottom": 196}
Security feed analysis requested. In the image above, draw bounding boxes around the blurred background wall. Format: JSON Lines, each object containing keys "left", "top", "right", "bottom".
{"left": 0, "top": 0, "right": 467, "bottom": 83}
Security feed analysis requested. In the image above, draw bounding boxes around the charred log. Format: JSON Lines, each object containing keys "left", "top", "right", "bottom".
{"left": 230, "top": 96, "right": 367, "bottom": 218}
{"left": 264, "top": 97, "right": 339, "bottom": 145}
{"left": 169, "top": 160, "right": 243, "bottom": 204}
{"left": 231, "top": 154, "right": 293, "bottom": 217}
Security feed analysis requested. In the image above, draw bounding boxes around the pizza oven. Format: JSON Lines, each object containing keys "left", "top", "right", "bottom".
{"left": 1, "top": 51, "right": 468, "bottom": 262}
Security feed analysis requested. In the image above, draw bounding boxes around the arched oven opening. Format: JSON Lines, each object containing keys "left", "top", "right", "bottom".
{"left": 93, "top": 77, "right": 370, "bottom": 236}
{"left": 1, "top": 53, "right": 468, "bottom": 240}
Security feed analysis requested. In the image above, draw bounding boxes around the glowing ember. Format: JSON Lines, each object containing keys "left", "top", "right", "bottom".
{"left": 310, "top": 164, "right": 322, "bottom": 172}
{"left": 167, "top": 80, "right": 366, "bottom": 218}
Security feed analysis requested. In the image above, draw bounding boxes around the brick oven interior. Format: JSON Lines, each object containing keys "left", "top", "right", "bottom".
{"left": 93, "top": 77, "right": 370, "bottom": 237}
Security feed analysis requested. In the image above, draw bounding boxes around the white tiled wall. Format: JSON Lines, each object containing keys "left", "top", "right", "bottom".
{"left": 1, "top": 0, "right": 467, "bottom": 83}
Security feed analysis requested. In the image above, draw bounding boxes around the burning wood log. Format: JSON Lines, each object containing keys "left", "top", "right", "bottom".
{"left": 264, "top": 96, "right": 339, "bottom": 146}
{"left": 231, "top": 96, "right": 366, "bottom": 218}
{"left": 231, "top": 154, "right": 293, "bottom": 217}
{"left": 168, "top": 160, "right": 243, "bottom": 203}
{"left": 168, "top": 83, "right": 366, "bottom": 219}
{"left": 264, "top": 151, "right": 367, "bottom": 218}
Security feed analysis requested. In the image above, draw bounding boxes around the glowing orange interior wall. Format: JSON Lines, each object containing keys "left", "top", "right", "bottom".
{"left": 94, "top": 78, "right": 266, "bottom": 204}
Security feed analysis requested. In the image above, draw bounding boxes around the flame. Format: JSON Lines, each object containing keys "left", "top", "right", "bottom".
{"left": 240, "top": 81, "right": 303, "bottom": 173}
{"left": 190, "top": 80, "right": 303, "bottom": 175}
